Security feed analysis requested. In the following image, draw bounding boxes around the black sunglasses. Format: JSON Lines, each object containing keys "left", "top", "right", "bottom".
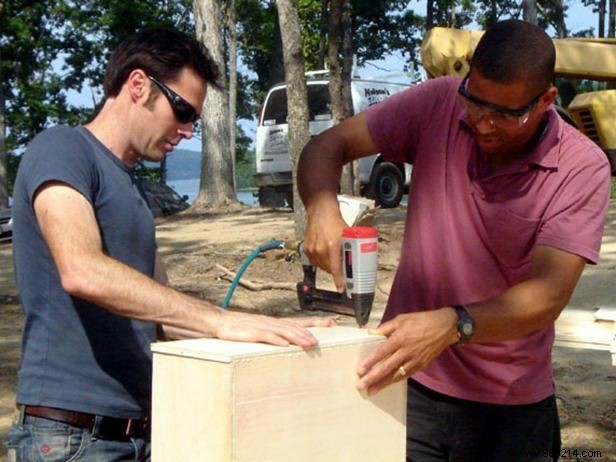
{"left": 148, "top": 75, "right": 200, "bottom": 124}
{"left": 457, "top": 74, "right": 546, "bottom": 118}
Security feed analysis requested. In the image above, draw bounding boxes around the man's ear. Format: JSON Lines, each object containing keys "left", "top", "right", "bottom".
{"left": 542, "top": 86, "right": 558, "bottom": 108}
{"left": 126, "top": 69, "right": 148, "bottom": 103}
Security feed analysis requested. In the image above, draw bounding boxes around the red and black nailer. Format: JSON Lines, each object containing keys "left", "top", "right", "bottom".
{"left": 296, "top": 226, "right": 378, "bottom": 327}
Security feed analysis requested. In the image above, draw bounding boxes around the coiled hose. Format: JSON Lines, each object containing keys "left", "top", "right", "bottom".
{"left": 221, "top": 239, "right": 285, "bottom": 308}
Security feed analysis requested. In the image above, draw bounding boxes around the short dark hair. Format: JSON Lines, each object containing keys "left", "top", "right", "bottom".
{"left": 471, "top": 20, "right": 555, "bottom": 94}
{"left": 103, "top": 27, "right": 221, "bottom": 98}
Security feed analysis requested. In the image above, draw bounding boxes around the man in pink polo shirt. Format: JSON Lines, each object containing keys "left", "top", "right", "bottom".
{"left": 298, "top": 20, "right": 611, "bottom": 461}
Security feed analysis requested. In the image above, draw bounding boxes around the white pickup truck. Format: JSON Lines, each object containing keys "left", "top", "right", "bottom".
{"left": 255, "top": 71, "right": 413, "bottom": 208}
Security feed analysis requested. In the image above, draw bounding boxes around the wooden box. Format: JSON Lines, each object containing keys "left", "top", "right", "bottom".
{"left": 151, "top": 326, "right": 406, "bottom": 461}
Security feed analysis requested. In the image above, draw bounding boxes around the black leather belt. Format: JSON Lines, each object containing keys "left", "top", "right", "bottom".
{"left": 20, "top": 405, "right": 150, "bottom": 440}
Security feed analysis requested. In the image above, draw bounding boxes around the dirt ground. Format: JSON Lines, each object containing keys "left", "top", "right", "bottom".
{"left": 1, "top": 202, "right": 615, "bottom": 461}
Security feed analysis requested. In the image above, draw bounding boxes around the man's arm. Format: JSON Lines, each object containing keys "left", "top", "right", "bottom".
{"left": 298, "top": 112, "right": 380, "bottom": 291}
{"left": 356, "top": 245, "right": 586, "bottom": 394}
{"left": 34, "top": 182, "right": 333, "bottom": 347}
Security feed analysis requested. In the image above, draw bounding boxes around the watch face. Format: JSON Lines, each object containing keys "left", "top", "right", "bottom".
{"left": 462, "top": 324, "right": 473, "bottom": 335}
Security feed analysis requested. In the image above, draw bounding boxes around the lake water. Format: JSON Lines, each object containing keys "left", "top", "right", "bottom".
{"left": 167, "top": 177, "right": 409, "bottom": 208}
{"left": 168, "top": 178, "right": 258, "bottom": 206}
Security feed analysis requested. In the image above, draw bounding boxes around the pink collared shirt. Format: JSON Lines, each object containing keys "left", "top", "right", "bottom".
{"left": 366, "top": 76, "right": 611, "bottom": 404}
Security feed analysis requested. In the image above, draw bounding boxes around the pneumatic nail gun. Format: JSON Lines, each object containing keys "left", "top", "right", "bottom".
{"left": 296, "top": 226, "right": 378, "bottom": 327}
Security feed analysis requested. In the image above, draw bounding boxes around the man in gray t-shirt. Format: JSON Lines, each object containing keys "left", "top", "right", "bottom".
{"left": 8, "top": 28, "right": 332, "bottom": 462}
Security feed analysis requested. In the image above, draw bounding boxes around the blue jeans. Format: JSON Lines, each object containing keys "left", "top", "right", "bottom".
{"left": 407, "top": 379, "right": 561, "bottom": 462}
{"left": 7, "top": 413, "right": 150, "bottom": 462}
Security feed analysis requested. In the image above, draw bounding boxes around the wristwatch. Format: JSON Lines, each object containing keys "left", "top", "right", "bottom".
{"left": 453, "top": 305, "right": 475, "bottom": 345}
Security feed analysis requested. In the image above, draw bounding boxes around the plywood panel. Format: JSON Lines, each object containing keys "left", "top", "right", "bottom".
{"left": 151, "top": 327, "right": 407, "bottom": 462}
{"left": 233, "top": 341, "right": 405, "bottom": 462}
{"left": 152, "top": 354, "right": 233, "bottom": 461}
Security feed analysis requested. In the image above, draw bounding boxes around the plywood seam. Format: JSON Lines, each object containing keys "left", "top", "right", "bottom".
{"left": 233, "top": 342, "right": 378, "bottom": 365}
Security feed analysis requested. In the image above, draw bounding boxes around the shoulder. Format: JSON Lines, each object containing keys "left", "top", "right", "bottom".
{"left": 24, "top": 126, "right": 94, "bottom": 164}
{"left": 367, "top": 76, "right": 461, "bottom": 119}
{"left": 392, "top": 76, "right": 460, "bottom": 101}
{"left": 18, "top": 126, "right": 99, "bottom": 192}
{"left": 28, "top": 125, "right": 87, "bottom": 150}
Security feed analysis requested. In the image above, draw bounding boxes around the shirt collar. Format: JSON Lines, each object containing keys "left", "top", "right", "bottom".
{"left": 524, "top": 107, "right": 561, "bottom": 170}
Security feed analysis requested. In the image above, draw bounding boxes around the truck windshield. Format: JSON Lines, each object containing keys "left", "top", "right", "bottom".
{"left": 261, "top": 84, "right": 333, "bottom": 126}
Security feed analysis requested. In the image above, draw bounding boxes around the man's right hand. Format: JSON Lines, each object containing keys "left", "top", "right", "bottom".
{"left": 302, "top": 199, "right": 347, "bottom": 292}
{"left": 297, "top": 112, "right": 380, "bottom": 293}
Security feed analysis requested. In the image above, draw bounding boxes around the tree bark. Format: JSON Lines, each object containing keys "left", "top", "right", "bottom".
{"left": 426, "top": 0, "right": 434, "bottom": 30}
{"left": 599, "top": 0, "right": 606, "bottom": 37}
{"left": 609, "top": 0, "right": 616, "bottom": 37}
{"left": 522, "top": 0, "right": 538, "bottom": 25}
{"left": 342, "top": 0, "right": 358, "bottom": 195}
{"left": 318, "top": 0, "right": 328, "bottom": 69}
{"left": 275, "top": 0, "right": 310, "bottom": 239}
{"left": 0, "top": 44, "right": 7, "bottom": 208}
{"left": 552, "top": 0, "right": 567, "bottom": 38}
{"left": 226, "top": 0, "right": 238, "bottom": 192}
{"left": 270, "top": 14, "right": 286, "bottom": 89}
{"left": 193, "top": 0, "right": 237, "bottom": 209}
{"left": 328, "top": 0, "right": 355, "bottom": 196}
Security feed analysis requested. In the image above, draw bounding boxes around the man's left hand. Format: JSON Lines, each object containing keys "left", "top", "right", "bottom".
{"left": 356, "top": 308, "right": 459, "bottom": 395}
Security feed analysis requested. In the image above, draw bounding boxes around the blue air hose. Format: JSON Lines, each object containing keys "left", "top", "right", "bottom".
{"left": 221, "top": 239, "right": 285, "bottom": 308}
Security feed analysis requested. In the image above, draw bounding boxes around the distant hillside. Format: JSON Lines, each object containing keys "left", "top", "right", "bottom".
{"left": 146, "top": 148, "right": 256, "bottom": 188}
{"left": 165, "top": 149, "right": 201, "bottom": 180}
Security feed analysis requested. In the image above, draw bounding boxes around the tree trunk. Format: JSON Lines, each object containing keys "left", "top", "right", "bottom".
{"left": 327, "top": 0, "right": 348, "bottom": 194}
{"left": 328, "top": 0, "right": 355, "bottom": 196}
{"left": 485, "top": 0, "right": 498, "bottom": 28}
{"left": 270, "top": 14, "right": 285, "bottom": 89}
{"left": 599, "top": 0, "right": 606, "bottom": 37}
{"left": 226, "top": 0, "right": 238, "bottom": 192}
{"left": 553, "top": 0, "right": 567, "bottom": 38}
{"left": 426, "top": 0, "right": 434, "bottom": 30}
{"left": 609, "top": 0, "right": 616, "bottom": 37}
{"left": 0, "top": 45, "right": 7, "bottom": 208}
{"left": 318, "top": 0, "right": 328, "bottom": 69}
{"left": 193, "top": 0, "right": 237, "bottom": 209}
{"left": 522, "top": 0, "right": 538, "bottom": 25}
{"left": 342, "top": 0, "right": 358, "bottom": 195}
{"left": 276, "top": 0, "right": 310, "bottom": 239}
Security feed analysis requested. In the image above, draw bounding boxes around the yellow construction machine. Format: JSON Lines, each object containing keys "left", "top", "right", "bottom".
{"left": 420, "top": 27, "right": 616, "bottom": 172}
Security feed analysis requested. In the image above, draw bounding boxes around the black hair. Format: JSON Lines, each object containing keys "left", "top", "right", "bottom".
{"left": 103, "top": 27, "right": 221, "bottom": 97}
{"left": 471, "top": 20, "right": 555, "bottom": 94}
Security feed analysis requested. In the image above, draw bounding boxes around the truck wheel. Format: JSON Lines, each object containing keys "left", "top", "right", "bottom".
{"left": 368, "top": 162, "right": 404, "bottom": 208}
{"left": 258, "top": 187, "right": 286, "bottom": 207}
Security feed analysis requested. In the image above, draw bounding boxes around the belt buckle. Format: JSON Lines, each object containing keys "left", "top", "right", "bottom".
{"left": 125, "top": 418, "right": 137, "bottom": 436}
{"left": 125, "top": 417, "right": 149, "bottom": 437}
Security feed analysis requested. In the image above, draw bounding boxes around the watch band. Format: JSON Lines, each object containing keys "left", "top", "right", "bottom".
{"left": 453, "top": 304, "right": 475, "bottom": 345}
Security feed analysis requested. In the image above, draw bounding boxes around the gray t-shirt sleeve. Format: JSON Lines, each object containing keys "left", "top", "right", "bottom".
{"left": 19, "top": 125, "right": 98, "bottom": 205}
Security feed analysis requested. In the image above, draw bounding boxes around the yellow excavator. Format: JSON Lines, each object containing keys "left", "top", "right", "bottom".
{"left": 420, "top": 27, "right": 616, "bottom": 172}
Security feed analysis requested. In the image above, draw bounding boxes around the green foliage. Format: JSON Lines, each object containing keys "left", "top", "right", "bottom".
{"left": 134, "top": 160, "right": 164, "bottom": 181}
{"left": 235, "top": 124, "right": 253, "bottom": 164}
{"left": 1, "top": 1, "right": 79, "bottom": 150}
{"left": 1, "top": 0, "right": 613, "bottom": 200}
{"left": 236, "top": 149, "right": 257, "bottom": 189}
{"left": 351, "top": 0, "right": 425, "bottom": 70}
{"left": 236, "top": 0, "right": 427, "bottom": 101}
{"left": 298, "top": 0, "right": 325, "bottom": 70}
{"left": 0, "top": 0, "right": 194, "bottom": 193}
{"left": 236, "top": 0, "right": 283, "bottom": 106}
{"left": 473, "top": 0, "right": 519, "bottom": 28}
